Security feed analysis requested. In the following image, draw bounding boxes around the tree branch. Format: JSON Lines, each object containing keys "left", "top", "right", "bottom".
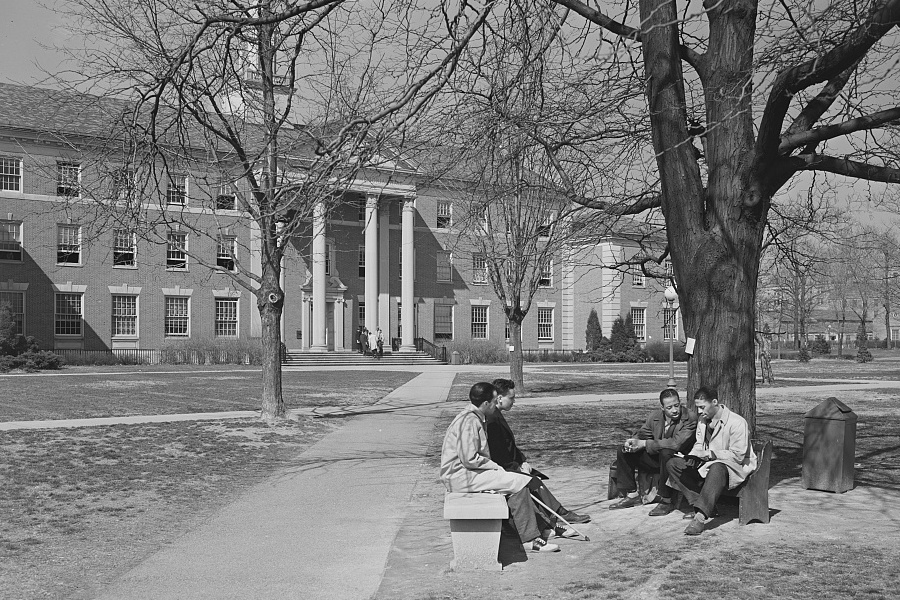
{"left": 782, "top": 65, "right": 857, "bottom": 140}
{"left": 779, "top": 107, "right": 900, "bottom": 154}
{"left": 756, "top": 0, "right": 900, "bottom": 160}
{"left": 550, "top": 0, "right": 641, "bottom": 40}
{"left": 789, "top": 153, "right": 900, "bottom": 184}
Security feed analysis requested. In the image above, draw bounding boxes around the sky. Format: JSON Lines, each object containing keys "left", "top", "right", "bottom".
{"left": 0, "top": 1, "right": 73, "bottom": 86}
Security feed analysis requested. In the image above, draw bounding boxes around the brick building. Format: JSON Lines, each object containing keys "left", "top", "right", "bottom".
{"left": 0, "top": 83, "right": 681, "bottom": 354}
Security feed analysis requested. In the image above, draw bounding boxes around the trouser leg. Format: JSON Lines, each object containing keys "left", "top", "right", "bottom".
{"left": 528, "top": 476, "right": 564, "bottom": 514}
{"left": 656, "top": 449, "right": 676, "bottom": 499}
{"left": 666, "top": 457, "right": 705, "bottom": 508}
{"left": 694, "top": 463, "right": 729, "bottom": 518}
{"left": 615, "top": 447, "right": 659, "bottom": 495}
{"left": 506, "top": 487, "right": 542, "bottom": 543}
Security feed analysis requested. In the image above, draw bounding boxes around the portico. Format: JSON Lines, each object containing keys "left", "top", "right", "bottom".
{"left": 302, "top": 188, "right": 417, "bottom": 352}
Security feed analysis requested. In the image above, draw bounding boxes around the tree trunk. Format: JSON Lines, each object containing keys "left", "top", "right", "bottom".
{"left": 257, "top": 264, "right": 285, "bottom": 421}
{"left": 508, "top": 318, "right": 526, "bottom": 396}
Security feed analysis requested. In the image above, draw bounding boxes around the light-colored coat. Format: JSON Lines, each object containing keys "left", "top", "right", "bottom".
{"left": 690, "top": 406, "right": 757, "bottom": 489}
{"left": 440, "top": 405, "right": 531, "bottom": 494}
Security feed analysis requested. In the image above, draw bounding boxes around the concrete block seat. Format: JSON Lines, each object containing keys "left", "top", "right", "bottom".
{"left": 443, "top": 492, "right": 509, "bottom": 571}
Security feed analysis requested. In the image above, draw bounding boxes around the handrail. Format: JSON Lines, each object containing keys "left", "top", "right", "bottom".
{"left": 414, "top": 337, "right": 448, "bottom": 363}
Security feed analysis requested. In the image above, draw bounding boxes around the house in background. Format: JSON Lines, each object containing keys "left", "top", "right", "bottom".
{"left": 0, "top": 83, "right": 681, "bottom": 356}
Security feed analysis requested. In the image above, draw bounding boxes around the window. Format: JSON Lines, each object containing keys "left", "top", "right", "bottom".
{"left": 398, "top": 303, "right": 402, "bottom": 338}
{"left": 358, "top": 246, "right": 366, "bottom": 277}
{"left": 57, "top": 162, "right": 80, "bottom": 196}
{"left": 633, "top": 271, "right": 645, "bottom": 287}
{"left": 0, "top": 221, "right": 22, "bottom": 261}
{"left": 113, "top": 229, "right": 136, "bottom": 267}
{"left": 398, "top": 246, "right": 402, "bottom": 280}
{"left": 55, "top": 293, "right": 82, "bottom": 336}
{"left": 112, "top": 295, "right": 138, "bottom": 337}
{"left": 537, "top": 212, "right": 554, "bottom": 238}
{"left": 663, "top": 307, "right": 677, "bottom": 341}
{"left": 892, "top": 328, "right": 900, "bottom": 342}
{"left": 537, "top": 307, "right": 554, "bottom": 341}
{"left": 164, "top": 296, "right": 190, "bottom": 337}
{"left": 505, "top": 317, "right": 510, "bottom": 341}
{"left": 325, "top": 243, "right": 332, "bottom": 276}
{"left": 434, "top": 304, "right": 453, "bottom": 340}
{"left": 112, "top": 167, "right": 135, "bottom": 200}
{"left": 0, "top": 157, "right": 21, "bottom": 191}
{"left": 436, "top": 251, "right": 452, "bottom": 282}
{"left": 57, "top": 224, "right": 82, "bottom": 264}
{"left": 167, "top": 232, "right": 187, "bottom": 269}
{"left": 215, "top": 184, "right": 236, "bottom": 210}
{"left": 437, "top": 202, "right": 452, "bottom": 228}
{"left": 166, "top": 175, "right": 187, "bottom": 205}
{"left": 217, "top": 236, "right": 236, "bottom": 271}
{"left": 665, "top": 260, "right": 674, "bottom": 283}
{"left": 358, "top": 301, "right": 365, "bottom": 325}
{"left": 539, "top": 261, "right": 552, "bottom": 287}
{"left": 357, "top": 197, "right": 367, "bottom": 222}
{"left": 631, "top": 307, "right": 646, "bottom": 342}
{"left": 215, "top": 298, "right": 238, "bottom": 337}
{"left": 473, "top": 254, "right": 488, "bottom": 284}
{"left": 0, "top": 291, "right": 24, "bottom": 335}
{"left": 471, "top": 306, "right": 488, "bottom": 339}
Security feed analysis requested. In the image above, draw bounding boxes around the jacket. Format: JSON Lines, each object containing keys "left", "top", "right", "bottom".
{"left": 486, "top": 411, "right": 527, "bottom": 471}
{"left": 439, "top": 405, "right": 503, "bottom": 490}
{"left": 636, "top": 407, "right": 698, "bottom": 455}
{"left": 690, "top": 406, "right": 757, "bottom": 489}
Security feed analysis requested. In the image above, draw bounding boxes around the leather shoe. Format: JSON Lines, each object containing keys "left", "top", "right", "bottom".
{"left": 560, "top": 510, "right": 591, "bottom": 524}
{"left": 609, "top": 495, "right": 642, "bottom": 510}
{"left": 684, "top": 517, "right": 706, "bottom": 535}
{"left": 648, "top": 502, "right": 676, "bottom": 517}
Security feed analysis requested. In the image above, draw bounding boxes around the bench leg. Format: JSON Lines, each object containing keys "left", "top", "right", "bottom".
{"left": 608, "top": 465, "right": 618, "bottom": 500}
{"left": 448, "top": 519, "right": 503, "bottom": 571}
{"left": 738, "top": 486, "right": 770, "bottom": 525}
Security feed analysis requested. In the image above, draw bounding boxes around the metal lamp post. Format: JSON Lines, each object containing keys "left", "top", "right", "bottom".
{"left": 664, "top": 285, "right": 678, "bottom": 389}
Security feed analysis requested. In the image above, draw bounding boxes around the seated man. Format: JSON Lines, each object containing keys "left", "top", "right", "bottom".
{"left": 609, "top": 388, "right": 697, "bottom": 515}
{"left": 487, "top": 378, "right": 591, "bottom": 525}
{"left": 440, "top": 382, "right": 561, "bottom": 553}
{"left": 666, "top": 386, "right": 758, "bottom": 535}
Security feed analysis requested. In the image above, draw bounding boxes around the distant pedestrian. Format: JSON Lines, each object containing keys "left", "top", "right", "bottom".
{"left": 369, "top": 328, "right": 379, "bottom": 359}
{"left": 358, "top": 327, "right": 369, "bottom": 355}
{"left": 376, "top": 327, "right": 385, "bottom": 358}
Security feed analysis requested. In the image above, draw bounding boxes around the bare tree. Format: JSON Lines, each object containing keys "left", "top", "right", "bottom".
{"left": 55, "top": 0, "right": 496, "bottom": 420}
{"left": 520, "top": 0, "right": 900, "bottom": 429}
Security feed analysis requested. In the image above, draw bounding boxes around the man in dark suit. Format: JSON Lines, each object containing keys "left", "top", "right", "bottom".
{"left": 609, "top": 388, "right": 697, "bottom": 516}
{"left": 486, "top": 378, "right": 591, "bottom": 526}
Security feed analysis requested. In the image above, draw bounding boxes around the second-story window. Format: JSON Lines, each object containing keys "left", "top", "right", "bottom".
{"left": 57, "top": 224, "right": 82, "bottom": 264}
{"left": 217, "top": 236, "right": 236, "bottom": 271}
{"left": 167, "top": 232, "right": 188, "bottom": 269}
{"left": 473, "top": 253, "right": 488, "bottom": 284}
{"left": 437, "top": 202, "right": 452, "bottom": 228}
{"left": 215, "top": 183, "right": 236, "bottom": 210}
{"left": 166, "top": 175, "right": 187, "bottom": 205}
{"left": 113, "top": 229, "right": 136, "bottom": 267}
{"left": 0, "top": 157, "right": 22, "bottom": 191}
{"left": 57, "top": 162, "right": 80, "bottom": 197}
{"left": 0, "top": 221, "right": 22, "bottom": 261}
{"left": 436, "top": 251, "right": 452, "bottom": 282}
{"left": 539, "top": 261, "right": 552, "bottom": 287}
{"left": 633, "top": 271, "right": 645, "bottom": 287}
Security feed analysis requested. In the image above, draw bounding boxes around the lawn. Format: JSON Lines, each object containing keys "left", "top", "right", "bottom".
{"left": 375, "top": 386, "right": 900, "bottom": 600}
{"left": 0, "top": 417, "right": 336, "bottom": 600}
{"left": 0, "top": 368, "right": 419, "bottom": 421}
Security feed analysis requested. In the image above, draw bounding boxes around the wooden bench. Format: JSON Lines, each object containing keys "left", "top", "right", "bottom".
{"left": 443, "top": 492, "right": 509, "bottom": 571}
{"left": 606, "top": 440, "right": 773, "bottom": 525}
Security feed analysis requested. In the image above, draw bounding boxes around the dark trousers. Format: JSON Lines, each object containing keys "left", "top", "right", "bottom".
{"left": 615, "top": 447, "right": 675, "bottom": 499}
{"left": 506, "top": 487, "right": 546, "bottom": 543}
{"left": 666, "top": 458, "right": 728, "bottom": 518}
{"left": 529, "top": 477, "right": 563, "bottom": 516}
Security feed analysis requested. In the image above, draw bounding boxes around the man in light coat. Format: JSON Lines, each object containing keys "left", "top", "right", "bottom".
{"left": 440, "top": 382, "right": 561, "bottom": 553}
{"left": 665, "top": 386, "right": 757, "bottom": 535}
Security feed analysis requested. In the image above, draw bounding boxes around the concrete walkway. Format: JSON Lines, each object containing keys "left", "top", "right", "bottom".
{"left": 90, "top": 370, "right": 456, "bottom": 600}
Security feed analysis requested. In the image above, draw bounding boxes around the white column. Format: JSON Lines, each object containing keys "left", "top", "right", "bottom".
{"left": 333, "top": 299, "right": 345, "bottom": 351}
{"left": 400, "top": 197, "right": 416, "bottom": 352}
{"left": 310, "top": 202, "right": 328, "bottom": 352}
{"left": 378, "top": 200, "right": 390, "bottom": 333}
{"left": 301, "top": 295, "right": 311, "bottom": 350}
{"left": 364, "top": 193, "right": 379, "bottom": 332}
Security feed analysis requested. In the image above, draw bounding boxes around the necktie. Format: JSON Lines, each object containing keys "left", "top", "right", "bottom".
{"left": 664, "top": 420, "right": 676, "bottom": 438}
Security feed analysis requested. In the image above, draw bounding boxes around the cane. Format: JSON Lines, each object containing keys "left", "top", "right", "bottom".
{"left": 529, "top": 493, "right": 591, "bottom": 542}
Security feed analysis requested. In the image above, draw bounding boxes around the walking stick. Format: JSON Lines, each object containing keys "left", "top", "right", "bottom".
{"left": 529, "top": 493, "right": 591, "bottom": 542}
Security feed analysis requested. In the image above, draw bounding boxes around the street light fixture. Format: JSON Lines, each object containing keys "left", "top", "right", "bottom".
{"left": 664, "top": 285, "right": 678, "bottom": 389}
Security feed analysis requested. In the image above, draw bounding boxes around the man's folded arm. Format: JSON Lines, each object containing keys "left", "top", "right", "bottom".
{"left": 458, "top": 417, "right": 502, "bottom": 470}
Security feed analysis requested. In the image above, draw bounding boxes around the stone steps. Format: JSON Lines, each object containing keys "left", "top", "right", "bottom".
{"left": 282, "top": 350, "right": 446, "bottom": 366}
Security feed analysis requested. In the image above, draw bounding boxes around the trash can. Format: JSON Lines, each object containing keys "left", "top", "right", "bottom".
{"left": 450, "top": 350, "right": 461, "bottom": 365}
{"left": 801, "top": 397, "right": 857, "bottom": 493}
